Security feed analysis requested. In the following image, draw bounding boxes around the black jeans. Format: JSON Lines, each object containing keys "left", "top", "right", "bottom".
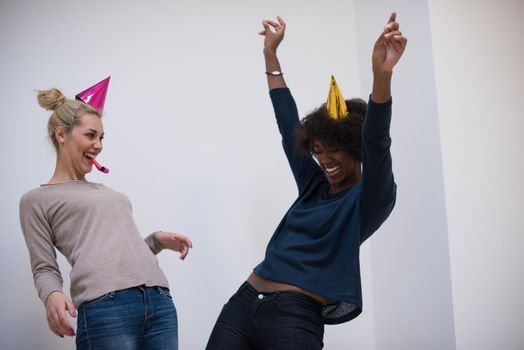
{"left": 206, "top": 282, "right": 324, "bottom": 350}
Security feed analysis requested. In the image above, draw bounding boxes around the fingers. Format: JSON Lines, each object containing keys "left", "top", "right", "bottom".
{"left": 385, "top": 30, "right": 407, "bottom": 51}
{"left": 47, "top": 311, "right": 64, "bottom": 337}
{"left": 66, "top": 298, "right": 77, "bottom": 318}
{"left": 378, "top": 12, "right": 403, "bottom": 43}
{"left": 260, "top": 17, "right": 286, "bottom": 35}
{"left": 180, "top": 244, "right": 189, "bottom": 260}
{"left": 265, "top": 20, "right": 281, "bottom": 32}
{"left": 47, "top": 309, "right": 75, "bottom": 337}
{"left": 57, "top": 309, "right": 76, "bottom": 336}
{"left": 392, "top": 34, "right": 407, "bottom": 46}
{"left": 259, "top": 21, "right": 270, "bottom": 36}
{"left": 388, "top": 11, "right": 396, "bottom": 24}
{"left": 277, "top": 16, "right": 286, "bottom": 30}
{"left": 181, "top": 235, "right": 193, "bottom": 249}
{"left": 396, "top": 35, "right": 408, "bottom": 47}
{"left": 391, "top": 35, "right": 408, "bottom": 53}
{"left": 384, "top": 30, "right": 402, "bottom": 39}
{"left": 383, "top": 11, "right": 400, "bottom": 35}
{"left": 162, "top": 232, "right": 193, "bottom": 260}
{"left": 173, "top": 234, "right": 192, "bottom": 260}
{"left": 385, "top": 21, "right": 399, "bottom": 32}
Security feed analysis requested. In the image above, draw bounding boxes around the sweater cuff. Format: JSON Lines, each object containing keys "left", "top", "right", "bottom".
{"left": 269, "top": 87, "right": 290, "bottom": 97}
{"left": 144, "top": 231, "right": 164, "bottom": 255}
{"left": 368, "top": 94, "right": 392, "bottom": 109}
{"left": 38, "top": 281, "right": 63, "bottom": 306}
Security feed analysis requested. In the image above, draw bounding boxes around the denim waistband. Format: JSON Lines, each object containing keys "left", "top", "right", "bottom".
{"left": 81, "top": 285, "right": 169, "bottom": 307}
{"left": 237, "top": 281, "right": 323, "bottom": 312}
{"left": 126, "top": 285, "right": 169, "bottom": 292}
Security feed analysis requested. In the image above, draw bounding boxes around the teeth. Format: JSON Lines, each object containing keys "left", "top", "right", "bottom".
{"left": 84, "top": 153, "right": 95, "bottom": 159}
{"left": 325, "top": 165, "right": 340, "bottom": 173}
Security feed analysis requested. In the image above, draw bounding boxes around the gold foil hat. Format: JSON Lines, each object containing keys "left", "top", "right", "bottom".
{"left": 326, "top": 75, "right": 348, "bottom": 120}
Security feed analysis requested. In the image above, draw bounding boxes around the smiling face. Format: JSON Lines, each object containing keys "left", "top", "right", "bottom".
{"left": 55, "top": 113, "right": 104, "bottom": 180}
{"left": 312, "top": 140, "right": 361, "bottom": 194}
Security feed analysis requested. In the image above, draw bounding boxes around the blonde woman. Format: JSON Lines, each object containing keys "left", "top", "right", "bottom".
{"left": 20, "top": 86, "right": 192, "bottom": 349}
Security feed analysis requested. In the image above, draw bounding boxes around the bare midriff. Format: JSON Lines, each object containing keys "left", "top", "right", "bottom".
{"left": 247, "top": 272, "right": 329, "bottom": 305}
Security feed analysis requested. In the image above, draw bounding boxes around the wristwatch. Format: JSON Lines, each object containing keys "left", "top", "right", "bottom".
{"left": 265, "top": 71, "right": 284, "bottom": 76}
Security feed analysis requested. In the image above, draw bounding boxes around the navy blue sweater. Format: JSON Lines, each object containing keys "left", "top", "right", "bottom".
{"left": 253, "top": 88, "right": 396, "bottom": 324}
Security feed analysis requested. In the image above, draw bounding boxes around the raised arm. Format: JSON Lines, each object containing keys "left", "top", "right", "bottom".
{"left": 360, "top": 12, "right": 407, "bottom": 242}
{"left": 259, "top": 17, "right": 321, "bottom": 190}
{"left": 259, "top": 16, "right": 287, "bottom": 90}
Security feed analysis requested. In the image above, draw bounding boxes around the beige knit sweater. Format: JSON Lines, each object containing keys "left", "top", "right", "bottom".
{"left": 19, "top": 180, "right": 169, "bottom": 308}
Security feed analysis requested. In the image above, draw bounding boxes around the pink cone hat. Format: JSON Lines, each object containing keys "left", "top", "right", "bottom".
{"left": 75, "top": 76, "right": 110, "bottom": 113}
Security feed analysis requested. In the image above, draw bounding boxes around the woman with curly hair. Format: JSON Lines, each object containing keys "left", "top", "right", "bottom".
{"left": 206, "top": 12, "right": 407, "bottom": 349}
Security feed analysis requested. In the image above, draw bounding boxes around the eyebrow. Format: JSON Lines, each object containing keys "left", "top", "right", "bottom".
{"left": 85, "top": 128, "right": 105, "bottom": 136}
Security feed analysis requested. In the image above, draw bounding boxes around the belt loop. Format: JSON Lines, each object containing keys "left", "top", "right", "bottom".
{"left": 242, "top": 281, "right": 252, "bottom": 293}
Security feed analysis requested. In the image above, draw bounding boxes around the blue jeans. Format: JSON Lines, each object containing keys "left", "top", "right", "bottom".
{"left": 76, "top": 286, "right": 178, "bottom": 350}
{"left": 206, "top": 282, "right": 324, "bottom": 350}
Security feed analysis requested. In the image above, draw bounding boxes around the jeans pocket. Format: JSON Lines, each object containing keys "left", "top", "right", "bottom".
{"left": 262, "top": 297, "right": 325, "bottom": 345}
{"left": 275, "top": 298, "right": 323, "bottom": 326}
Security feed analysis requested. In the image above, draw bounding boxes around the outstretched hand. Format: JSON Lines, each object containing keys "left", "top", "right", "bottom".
{"left": 258, "top": 16, "right": 286, "bottom": 54}
{"left": 156, "top": 231, "right": 193, "bottom": 260}
{"left": 372, "top": 12, "right": 408, "bottom": 73}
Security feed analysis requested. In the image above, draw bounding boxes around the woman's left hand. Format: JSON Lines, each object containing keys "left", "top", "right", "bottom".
{"left": 372, "top": 12, "right": 408, "bottom": 74}
{"left": 155, "top": 231, "right": 193, "bottom": 260}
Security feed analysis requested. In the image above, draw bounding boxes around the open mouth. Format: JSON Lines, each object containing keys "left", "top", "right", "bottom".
{"left": 83, "top": 152, "right": 97, "bottom": 168}
{"left": 84, "top": 152, "right": 96, "bottom": 160}
{"left": 325, "top": 165, "right": 341, "bottom": 176}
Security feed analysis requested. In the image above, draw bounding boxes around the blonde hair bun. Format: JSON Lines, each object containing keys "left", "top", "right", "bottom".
{"left": 37, "top": 88, "right": 68, "bottom": 111}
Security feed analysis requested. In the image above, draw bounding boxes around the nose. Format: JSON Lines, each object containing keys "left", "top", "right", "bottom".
{"left": 93, "top": 138, "right": 103, "bottom": 151}
{"left": 318, "top": 152, "right": 333, "bottom": 164}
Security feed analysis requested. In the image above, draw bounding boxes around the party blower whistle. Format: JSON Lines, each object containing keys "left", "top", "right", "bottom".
{"left": 91, "top": 158, "right": 109, "bottom": 174}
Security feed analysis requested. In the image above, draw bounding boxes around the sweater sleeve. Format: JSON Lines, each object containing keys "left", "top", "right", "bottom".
{"left": 270, "top": 88, "right": 321, "bottom": 192}
{"left": 360, "top": 97, "right": 397, "bottom": 243}
{"left": 19, "top": 193, "right": 63, "bottom": 305}
{"left": 144, "top": 231, "right": 163, "bottom": 255}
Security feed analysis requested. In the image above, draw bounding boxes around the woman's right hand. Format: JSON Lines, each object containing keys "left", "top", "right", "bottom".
{"left": 45, "top": 291, "right": 77, "bottom": 337}
{"left": 258, "top": 16, "right": 286, "bottom": 54}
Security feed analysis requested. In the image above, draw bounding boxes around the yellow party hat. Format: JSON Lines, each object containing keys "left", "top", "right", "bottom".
{"left": 326, "top": 75, "right": 348, "bottom": 120}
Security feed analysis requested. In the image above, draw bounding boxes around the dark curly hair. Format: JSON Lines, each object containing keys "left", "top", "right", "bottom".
{"left": 294, "top": 98, "right": 367, "bottom": 161}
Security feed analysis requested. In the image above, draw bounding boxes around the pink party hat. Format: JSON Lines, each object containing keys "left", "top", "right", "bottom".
{"left": 75, "top": 76, "right": 110, "bottom": 113}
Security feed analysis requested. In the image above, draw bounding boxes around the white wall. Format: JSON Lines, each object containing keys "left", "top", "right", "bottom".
{"left": 3, "top": 0, "right": 521, "bottom": 349}
{"left": 429, "top": 1, "right": 524, "bottom": 349}
{"left": 0, "top": 0, "right": 375, "bottom": 349}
